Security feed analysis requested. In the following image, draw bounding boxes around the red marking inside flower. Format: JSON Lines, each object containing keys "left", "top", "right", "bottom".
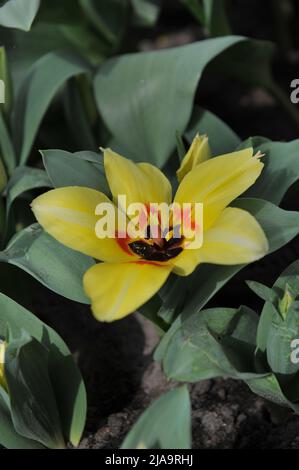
{"left": 116, "top": 232, "right": 133, "bottom": 256}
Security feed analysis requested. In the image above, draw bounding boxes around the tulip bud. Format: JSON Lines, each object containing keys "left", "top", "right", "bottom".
{"left": 176, "top": 133, "right": 211, "bottom": 182}
{"left": 278, "top": 283, "right": 295, "bottom": 319}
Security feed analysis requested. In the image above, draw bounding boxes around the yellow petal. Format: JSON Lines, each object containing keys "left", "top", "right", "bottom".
{"left": 84, "top": 261, "right": 172, "bottom": 322}
{"left": 176, "top": 134, "right": 211, "bottom": 182}
{"left": 31, "top": 186, "right": 133, "bottom": 262}
{"left": 198, "top": 207, "right": 268, "bottom": 265}
{"left": 103, "top": 148, "right": 172, "bottom": 209}
{"left": 172, "top": 248, "right": 201, "bottom": 276}
{"left": 174, "top": 148, "right": 263, "bottom": 231}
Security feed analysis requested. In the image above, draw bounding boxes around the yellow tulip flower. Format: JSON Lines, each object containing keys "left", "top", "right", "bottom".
{"left": 31, "top": 135, "right": 268, "bottom": 322}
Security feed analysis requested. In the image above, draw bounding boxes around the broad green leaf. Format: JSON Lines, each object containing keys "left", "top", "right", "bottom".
{"left": 161, "top": 306, "right": 263, "bottom": 382}
{"left": 79, "top": 0, "right": 128, "bottom": 48}
{"left": 245, "top": 139, "right": 299, "bottom": 205}
{"left": 155, "top": 199, "right": 299, "bottom": 360}
{"left": 202, "top": 0, "right": 231, "bottom": 36}
{"left": 246, "top": 374, "right": 290, "bottom": 408}
{"left": 266, "top": 303, "right": 299, "bottom": 375}
{"left": 185, "top": 106, "right": 241, "bottom": 155}
{"left": 0, "top": 394, "right": 44, "bottom": 449}
{"left": 121, "top": 386, "right": 191, "bottom": 449}
{"left": 0, "top": 111, "right": 16, "bottom": 175}
{"left": 41, "top": 149, "right": 109, "bottom": 193}
{"left": 0, "top": 292, "right": 87, "bottom": 447}
{"left": 0, "top": 46, "right": 12, "bottom": 115}
{"left": 180, "top": 0, "right": 205, "bottom": 24}
{"left": 94, "top": 36, "right": 245, "bottom": 167}
{"left": 0, "top": 224, "right": 94, "bottom": 304}
{"left": 131, "top": 0, "right": 160, "bottom": 27}
{"left": 63, "top": 78, "right": 97, "bottom": 151}
{"left": 5, "top": 336, "right": 65, "bottom": 449}
{"left": 5, "top": 166, "right": 51, "bottom": 217}
{"left": 12, "top": 51, "right": 89, "bottom": 165}
{"left": 209, "top": 38, "right": 274, "bottom": 89}
{"left": 246, "top": 280, "right": 277, "bottom": 303}
{"left": 0, "top": 0, "right": 40, "bottom": 31}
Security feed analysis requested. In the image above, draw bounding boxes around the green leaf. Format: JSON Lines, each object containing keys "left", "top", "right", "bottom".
{"left": 202, "top": 0, "right": 231, "bottom": 36}
{"left": 161, "top": 306, "right": 264, "bottom": 382}
{"left": 155, "top": 199, "right": 299, "bottom": 360}
{"left": 185, "top": 106, "right": 241, "bottom": 155}
{"left": 94, "top": 36, "right": 245, "bottom": 167}
{"left": 246, "top": 374, "right": 290, "bottom": 408}
{"left": 0, "top": 292, "right": 87, "bottom": 447}
{"left": 0, "top": 393, "right": 44, "bottom": 449}
{"left": 79, "top": 0, "right": 128, "bottom": 48}
{"left": 121, "top": 386, "right": 191, "bottom": 449}
{"left": 266, "top": 303, "right": 299, "bottom": 375}
{"left": 5, "top": 166, "right": 52, "bottom": 218}
{"left": 0, "top": 46, "right": 12, "bottom": 115}
{"left": 180, "top": 0, "right": 205, "bottom": 24}
{"left": 5, "top": 336, "right": 65, "bottom": 448}
{"left": 63, "top": 78, "right": 97, "bottom": 151}
{"left": 131, "top": 0, "right": 160, "bottom": 27}
{"left": 0, "top": 0, "right": 40, "bottom": 31}
{"left": 12, "top": 51, "right": 89, "bottom": 165}
{"left": 246, "top": 280, "right": 277, "bottom": 303}
{"left": 0, "top": 224, "right": 94, "bottom": 303}
{"left": 41, "top": 149, "right": 109, "bottom": 193}
{"left": 0, "top": 111, "right": 16, "bottom": 175}
{"left": 245, "top": 139, "right": 299, "bottom": 205}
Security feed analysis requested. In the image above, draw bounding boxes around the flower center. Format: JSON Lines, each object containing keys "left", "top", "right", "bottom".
{"left": 129, "top": 234, "right": 183, "bottom": 262}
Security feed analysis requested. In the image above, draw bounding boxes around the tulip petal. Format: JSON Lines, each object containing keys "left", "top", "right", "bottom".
{"left": 198, "top": 207, "right": 269, "bottom": 265}
{"left": 103, "top": 148, "right": 172, "bottom": 210}
{"left": 84, "top": 261, "right": 172, "bottom": 322}
{"left": 174, "top": 148, "right": 264, "bottom": 231}
{"left": 31, "top": 187, "right": 134, "bottom": 262}
{"left": 177, "top": 134, "right": 211, "bottom": 182}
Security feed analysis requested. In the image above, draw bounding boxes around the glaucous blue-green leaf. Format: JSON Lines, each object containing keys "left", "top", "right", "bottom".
{"left": 0, "top": 46, "right": 12, "bottom": 116}
{"left": 0, "top": 111, "right": 16, "bottom": 176}
{"left": 244, "top": 139, "right": 299, "bottom": 205}
{"left": 131, "top": 0, "right": 160, "bottom": 26}
{"left": 94, "top": 36, "right": 275, "bottom": 167}
{"left": 161, "top": 306, "right": 265, "bottom": 382}
{"left": 180, "top": 0, "right": 205, "bottom": 24}
{"left": 121, "top": 386, "right": 191, "bottom": 449}
{"left": 0, "top": 394, "right": 44, "bottom": 449}
{"left": 257, "top": 260, "right": 299, "bottom": 354}
{"left": 246, "top": 374, "right": 290, "bottom": 408}
{"left": 79, "top": 0, "right": 128, "bottom": 48}
{"left": 94, "top": 36, "right": 246, "bottom": 167}
{"left": 155, "top": 198, "right": 299, "bottom": 359}
{"left": 202, "top": 0, "right": 231, "bottom": 36}
{"left": 5, "top": 336, "right": 65, "bottom": 448}
{"left": 185, "top": 106, "right": 241, "bottom": 155}
{"left": 0, "top": 0, "right": 40, "bottom": 31}
{"left": 266, "top": 303, "right": 299, "bottom": 376}
{"left": 5, "top": 166, "right": 52, "bottom": 217}
{"left": 0, "top": 224, "right": 94, "bottom": 303}
{"left": 0, "top": 292, "right": 87, "bottom": 447}
{"left": 41, "top": 149, "right": 109, "bottom": 193}
{"left": 12, "top": 51, "right": 89, "bottom": 165}
{"left": 246, "top": 280, "right": 276, "bottom": 303}
{"left": 63, "top": 78, "right": 97, "bottom": 151}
